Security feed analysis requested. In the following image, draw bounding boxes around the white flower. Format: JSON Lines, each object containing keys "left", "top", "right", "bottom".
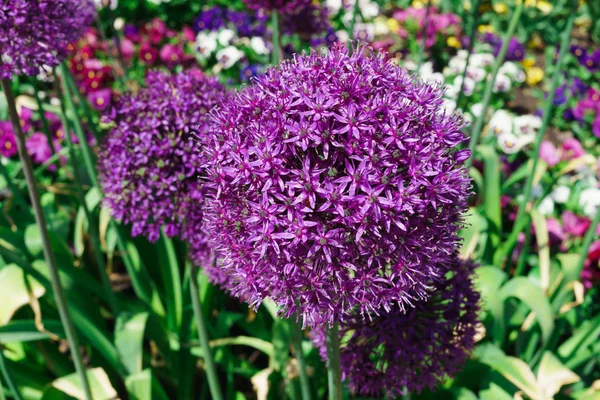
{"left": 336, "top": 30, "right": 349, "bottom": 45}
{"left": 216, "top": 46, "right": 244, "bottom": 69}
{"left": 532, "top": 184, "right": 544, "bottom": 198}
{"left": 358, "top": 0, "right": 379, "bottom": 19}
{"left": 451, "top": 76, "right": 476, "bottom": 96}
{"left": 551, "top": 186, "right": 571, "bottom": 204}
{"left": 470, "top": 103, "right": 484, "bottom": 118}
{"left": 538, "top": 196, "right": 555, "bottom": 216}
{"left": 513, "top": 115, "right": 542, "bottom": 138}
{"left": 447, "top": 56, "right": 467, "bottom": 75}
{"left": 250, "top": 37, "right": 270, "bottom": 55}
{"left": 326, "top": 0, "right": 343, "bottom": 13}
{"left": 373, "top": 17, "right": 390, "bottom": 36}
{"left": 196, "top": 31, "right": 218, "bottom": 57}
{"left": 456, "top": 50, "right": 469, "bottom": 60}
{"left": 94, "top": 0, "right": 117, "bottom": 9}
{"left": 579, "top": 188, "right": 600, "bottom": 218}
{"left": 489, "top": 110, "right": 513, "bottom": 136}
{"left": 499, "top": 61, "right": 526, "bottom": 83}
{"left": 493, "top": 73, "right": 511, "bottom": 93}
{"left": 497, "top": 132, "right": 533, "bottom": 154}
{"left": 470, "top": 53, "right": 494, "bottom": 68}
{"left": 466, "top": 66, "right": 486, "bottom": 83}
{"left": 218, "top": 29, "right": 236, "bottom": 46}
{"left": 420, "top": 62, "right": 444, "bottom": 85}
{"left": 442, "top": 99, "right": 457, "bottom": 115}
{"left": 353, "top": 23, "right": 375, "bottom": 41}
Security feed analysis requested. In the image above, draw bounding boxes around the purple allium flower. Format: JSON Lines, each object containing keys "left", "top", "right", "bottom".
{"left": 242, "top": 0, "right": 312, "bottom": 15}
{"left": 0, "top": 0, "right": 96, "bottom": 79}
{"left": 203, "top": 45, "right": 472, "bottom": 326}
{"left": 311, "top": 257, "right": 480, "bottom": 396}
{"left": 99, "top": 71, "right": 226, "bottom": 243}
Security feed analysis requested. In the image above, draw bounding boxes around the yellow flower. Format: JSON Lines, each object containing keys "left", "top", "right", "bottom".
{"left": 464, "top": 1, "right": 471, "bottom": 11}
{"left": 447, "top": 36, "right": 460, "bottom": 48}
{"left": 521, "top": 58, "right": 535, "bottom": 68}
{"left": 493, "top": 2, "right": 508, "bottom": 14}
{"left": 526, "top": 66, "right": 544, "bottom": 86}
{"left": 387, "top": 18, "right": 399, "bottom": 33}
{"left": 412, "top": 0, "right": 439, "bottom": 8}
{"left": 537, "top": 0, "right": 552, "bottom": 14}
{"left": 477, "top": 24, "right": 494, "bottom": 34}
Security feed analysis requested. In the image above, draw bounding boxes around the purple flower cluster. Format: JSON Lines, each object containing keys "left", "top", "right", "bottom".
{"left": 193, "top": 6, "right": 268, "bottom": 37}
{"left": 203, "top": 45, "right": 471, "bottom": 326}
{"left": 99, "top": 71, "right": 225, "bottom": 249}
{"left": 0, "top": 0, "right": 96, "bottom": 79}
{"left": 571, "top": 45, "right": 600, "bottom": 72}
{"left": 311, "top": 258, "right": 480, "bottom": 396}
{"left": 283, "top": 2, "right": 337, "bottom": 47}
{"left": 483, "top": 33, "right": 525, "bottom": 62}
{"left": 242, "top": 0, "right": 312, "bottom": 15}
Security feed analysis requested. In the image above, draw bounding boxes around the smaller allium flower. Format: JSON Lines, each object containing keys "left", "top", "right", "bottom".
{"left": 203, "top": 44, "right": 472, "bottom": 326}
{"left": 0, "top": 0, "right": 96, "bottom": 79}
{"left": 242, "top": 0, "right": 312, "bottom": 15}
{"left": 99, "top": 71, "right": 225, "bottom": 243}
{"left": 311, "top": 258, "right": 480, "bottom": 396}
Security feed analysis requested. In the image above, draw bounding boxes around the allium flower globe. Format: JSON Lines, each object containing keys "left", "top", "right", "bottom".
{"left": 311, "top": 258, "right": 480, "bottom": 396}
{"left": 242, "top": 0, "right": 312, "bottom": 14}
{"left": 99, "top": 71, "right": 225, "bottom": 264}
{"left": 204, "top": 45, "right": 471, "bottom": 326}
{"left": 0, "top": 0, "right": 96, "bottom": 79}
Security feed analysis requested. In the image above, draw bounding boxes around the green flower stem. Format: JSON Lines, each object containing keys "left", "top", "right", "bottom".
{"left": 576, "top": 207, "right": 600, "bottom": 275}
{"left": 494, "top": 3, "right": 577, "bottom": 266}
{"left": 271, "top": 10, "right": 281, "bottom": 65}
{"left": 325, "top": 323, "right": 342, "bottom": 400}
{"left": 189, "top": 262, "right": 223, "bottom": 400}
{"left": 466, "top": 2, "right": 525, "bottom": 169}
{"left": 417, "top": 0, "right": 432, "bottom": 69}
{"left": 347, "top": 0, "right": 360, "bottom": 48}
{"left": 65, "top": 72, "right": 99, "bottom": 142}
{"left": 0, "top": 344, "right": 22, "bottom": 400}
{"left": 161, "top": 233, "right": 183, "bottom": 332}
{"left": 455, "top": 0, "right": 482, "bottom": 110}
{"left": 0, "top": 77, "right": 93, "bottom": 400}
{"left": 293, "top": 319, "right": 312, "bottom": 400}
{"left": 55, "top": 84, "right": 119, "bottom": 315}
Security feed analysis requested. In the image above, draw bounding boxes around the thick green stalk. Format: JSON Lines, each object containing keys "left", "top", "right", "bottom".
{"left": 466, "top": 2, "right": 525, "bottom": 169}
{"left": 293, "top": 319, "right": 312, "bottom": 400}
{"left": 55, "top": 91, "right": 118, "bottom": 314}
{"left": 576, "top": 207, "right": 600, "bottom": 275}
{"left": 58, "top": 62, "right": 96, "bottom": 187}
{"left": 325, "top": 323, "right": 342, "bottom": 400}
{"left": 189, "top": 263, "right": 223, "bottom": 400}
{"left": 494, "top": 3, "right": 577, "bottom": 266}
{"left": 271, "top": 11, "right": 281, "bottom": 65}
{"left": 455, "top": 0, "right": 482, "bottom": 110}
{"left": 416, "top": 0, "right": 432, "bottom": 69}
{"left": 0, "top": 78, "right": 93, "bottom": 400}
{"left": 0, "top": 345, "right": 22, "bottom": 400}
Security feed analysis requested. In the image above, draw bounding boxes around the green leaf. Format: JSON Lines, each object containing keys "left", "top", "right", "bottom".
{"left": 194, "top": 336, "right": 274, "bottom": 358}
{"left": 557, "top": 253, "right": 580, "bottom": 282}
{"left": 0, "top": 264, "right": 45, "bottom": 324}
{"left": 559, "top": 315, "right": 600, "bottom": 363}
{"left": 41, "top": 368, "right": 117, "bottom": 400}
{"left": 115, "top": 312, "right": 149, "bottom": 375}
{"left": 459, "top": 210, "right": 489, "bottom": 260}
{"left": 480, "top": 145, "right": 502, "bottom": 258}
{"left": 499, "top": 277, "right": 554, "bottom": 344}
{"left": 476, "top": 344, "right": 539, "bottom": 399}
{"left": 125, "top": 369, "right": 169, "bottom": 400}
{"left": 536, "top": 352, "right": 579, "bottom": 398}
{"left": 531, "top": 210, "right": 550, "bottom": 292}
{"left": 271, "top": 319, "right": 291, "bottom": 373}
{"left": 0, "top": 320, "right": 64, "bottom": 343}
{"left": 474, "top": 265, "right": 507, "bottom": 342}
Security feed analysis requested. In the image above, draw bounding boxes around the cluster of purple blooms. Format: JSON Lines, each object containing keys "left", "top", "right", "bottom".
{"left": 0, "top": 0, "right": 96, "bottom": 79}
{"left": 570, "top": 45, "right": 600, "bottom": 72}
{"left": 311, "top": 257, "right": 480, "bottom": 395}
{"left": 193, "top": 6, "right": 269, "bottom": 37}
{"left": 242, "top": 0, "right": 312, "bottom": 14}
{"left": 482, "top": 33, "right": 525, "bottom": 62}
{"left": 203, "top": 45, "right": 472, "bottom": 328}
{"left": 99, "top": 71, "right": 225, "bottom": 272}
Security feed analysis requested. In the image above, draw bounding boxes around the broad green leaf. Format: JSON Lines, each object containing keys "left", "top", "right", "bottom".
{"left": 125, "top": 369, "right": 169, "bottom": 400}
{"left": 536, "top": 351, "right": 579, "bottom": 399}
{"left": 557, "top": 253, "right": 582, "bottom": 282}
{"left": 476, "top": 344, "right": 539, "bottom": 399}
{"left": 194, "top": 336, "right": 274, "bottom": 358}
{"left": 451, "top": 387, "right": 479, "bottom": 400}
{"left": 479, "top": 382, "right": 513, "bottom": 400}
{"left": 0, "top": 320, "right": 64, "bottom": 342}
{"left": 499, "top": 277, "right": 554, "bottom": 343}
{"left": 559, "top": 315, "right": 600, "bottom": 361}
{"left": 459, "top": 210, "right": 488, "bottom": 260}
{"left": 42, "top": 368, "right": 116, "bottom": 400}
{"left": 0, "top": 264, "right": 45, "bottom": 324}
{"left": 474, "top": 265, "right": 507, "bottom": 341}
{"left": 115, "top": 312, "right": 149, "bottom": 375}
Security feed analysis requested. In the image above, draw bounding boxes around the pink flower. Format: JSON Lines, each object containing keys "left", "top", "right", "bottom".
{"left": 87, "top": 89, "right": 112, "bottom": 111}
{"left": 540, "top": 140, "right": 559, "bottom": 166}
{"left": 120, "top": 38, "right": 135, "bottom": 60}
{"left": 26, "top": 132, "right": 53, "bottom": 169}
{"left": 562, "top": 210, "right": 590, "bottom": 237}
{"left": 0, "top": 122, "right": 17, "bottom": 158}
{"left": 581, "top": 240, "right": 600, "bottom": 289}
{"left": 546, "top": 217, "right": 564, "bottom": 248}
{"left": 159, "top": 44, "right": 183, "bottom": 67}
{"left": 139, "top": 42, "right": 158, "bottom": 65}
{"left": 561, "top": 138, "right": 585, "bottom": 161}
